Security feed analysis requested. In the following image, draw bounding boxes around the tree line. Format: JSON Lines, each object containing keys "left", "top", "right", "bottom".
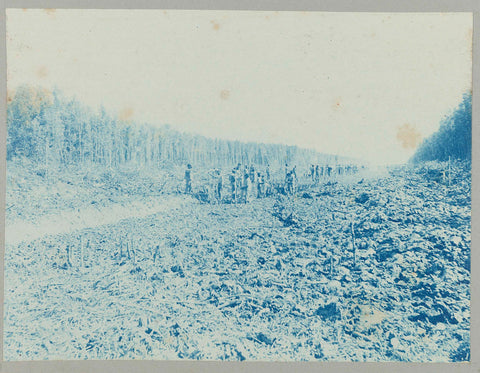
{"left": 7, "top": 85, "right": 341, "bottom": 170}
{"left": 410, "top": 93, "right": 471, "bottom": 164}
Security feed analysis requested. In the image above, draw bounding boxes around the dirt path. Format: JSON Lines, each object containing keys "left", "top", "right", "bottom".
{"left": 5, "top": 195, "right": 192, "bottom": 246}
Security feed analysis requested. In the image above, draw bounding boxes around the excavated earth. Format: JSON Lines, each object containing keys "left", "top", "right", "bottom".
{"left": 4, "top": 162, "right": 470, "bottom": 361}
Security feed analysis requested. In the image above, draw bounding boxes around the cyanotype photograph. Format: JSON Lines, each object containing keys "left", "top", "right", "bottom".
{"left": 4, "top": 9, "right": 472, "bottom": 361}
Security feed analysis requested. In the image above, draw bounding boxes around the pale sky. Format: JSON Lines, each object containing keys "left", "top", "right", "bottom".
{"left": 6, "top": 10, "right": 472, "bottom": 165}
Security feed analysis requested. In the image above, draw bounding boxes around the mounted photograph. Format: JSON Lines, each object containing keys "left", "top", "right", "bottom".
{"left": 4, "top": 9, "right": 472, "bottom": 361}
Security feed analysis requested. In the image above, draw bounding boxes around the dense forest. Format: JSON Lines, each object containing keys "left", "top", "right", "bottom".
{"left": 410, "top": 93, "right": 472, "bottom": 163}
{"left": 7, "top": 85, "right": 342, "bottom": 170}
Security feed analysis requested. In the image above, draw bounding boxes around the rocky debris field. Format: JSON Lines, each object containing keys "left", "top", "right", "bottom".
{"left": 4, "top": 162, "right": 470, "bottom": 361}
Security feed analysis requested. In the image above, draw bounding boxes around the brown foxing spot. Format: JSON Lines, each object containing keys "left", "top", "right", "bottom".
{"left": 36, "top": 66, "right": 48, "bottom": 78}
{"left": 220, "top": 90, "right": 230, "bottom": 100}
{"left": 7, "top": 89, "right": 14, "bottom": 103}
{"left": 332, "top": 97, "right": 342, "bottom": 110}
{"left": 44, "top": 8, "right": 56, "bottom": 15}
{"left": 119, "top": 107, "right": 134, "bottom": 121}
{"left": 211, "top": 20, "right": 220, "bottom": 31}
{"left": 396, "top": 123, "right": 422, "bottom": 150}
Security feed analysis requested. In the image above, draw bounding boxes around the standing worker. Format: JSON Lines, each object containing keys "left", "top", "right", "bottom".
{"left": 250, "top": 165, "right": 256, "bottom": 184}
{"left": 235, "top": 164, "right": 242, "bottom": 198}
{"left": 229, "top": 169, "right": 237, "bottom": 203}
{"left": 242, "top": 171, "right": 251, "bottom": 203}
{"left": 185, "top": 164, "right": 193, "bottom": 194}
{"left": 257, "top": 172, "right": 264, "bottom": 198}
{"left": 265, "top": 167, "right": 272, "bottom": 196}
{"left": 326, "top": 164, "right": 332, "bottom": 178}
{"left": 285, "top": 171, "right": 293, "bottom": 195}
{"left": 292, "top": 166, "right": 298, "bottom": 194}
{"left": 215, "top": 169, "right": 223, "bottom": 202}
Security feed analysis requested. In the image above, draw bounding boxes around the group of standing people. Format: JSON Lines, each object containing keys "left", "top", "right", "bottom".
{"left": 184, "top": 161, "right": 362, "bottom": 203}
{"left": 184, "top": 163, "right": 272, "bottom": 203}
{"left": 308, "top": 163, "right": 359, "bottom": 183}
{"left": 228, "top": 163, "right": 272, "bottom": 203}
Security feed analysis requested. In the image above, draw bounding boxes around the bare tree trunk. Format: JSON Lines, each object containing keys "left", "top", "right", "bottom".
{"left": 80, "top": 236, "right": 84, "bottom": 268}
{"left": 119, "top": 239, "right": 123, "bottom": 262}
{"left": 153, "top": 245, "right": 160, "bottom": 265}
{"left": 351, "top": 219, "right": 356, "bottom": 269}
{"left": 131, "top": 236, "right": 136, "bottom": 265}
{"left": 66, "top": 245, "right": 72, "bottom": 268}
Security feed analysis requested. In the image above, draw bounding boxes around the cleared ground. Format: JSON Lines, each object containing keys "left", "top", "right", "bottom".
{"left": 4, "top": 162, "right": 471, "bottom": 361}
